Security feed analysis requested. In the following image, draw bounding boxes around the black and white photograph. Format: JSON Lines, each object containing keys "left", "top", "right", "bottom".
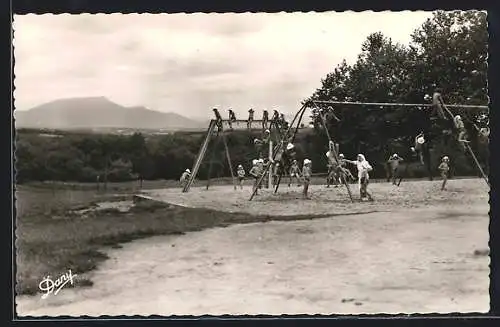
{"left": 13, "top": 11, "right": 490, "bottom": 316}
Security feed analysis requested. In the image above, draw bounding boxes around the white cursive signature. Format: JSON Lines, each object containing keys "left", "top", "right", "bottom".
{"left": 39, "top": 269, "right": 78, "bottom": 299}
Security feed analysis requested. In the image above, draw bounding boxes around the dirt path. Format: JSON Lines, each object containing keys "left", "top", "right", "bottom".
{"left": 16, "top": 202, "right": 489, "bottom": 316}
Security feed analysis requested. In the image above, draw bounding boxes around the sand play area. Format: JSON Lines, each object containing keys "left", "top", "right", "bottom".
{"left": 16, "top": 179, "right": 490, "bottom": 316}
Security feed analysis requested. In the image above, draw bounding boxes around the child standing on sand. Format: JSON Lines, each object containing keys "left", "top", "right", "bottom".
{"left": 272, "top": 162, "right": 280, "bottom": 186}
{"left": 180, "top": 169, "right": 191, "bottom": 188}
{"left": 387, "top": 153, "right": 404, "bottom": 185}
{"left": 237, "top": 164, "right": 246, "bottom": 189}
{"left": 345, "top": 154, "right": 374, "bottom": 201}
{"left": 438, "top": 156, "right": 450, "bottom": 191}
{"left": 414, "top": 132, "right": 426, "bottom": 165}
{"left": 302, "top": 159, "right": 312, "bottom": 199}
{"left": 453, "top": 115, "right": 470, "bottom": 151}
{"left": 288, "top": 159, "right": 301, "bottom": 187}
{"left": 249, "top": 159, "right": 262, "bottom": 194}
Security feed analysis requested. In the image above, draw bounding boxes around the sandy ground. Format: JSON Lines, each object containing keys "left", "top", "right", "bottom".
{"left": 16, "top": 179, "right": 490, "bottom": 316}
{"left": 140, "top": 179, "right": 488, "bottom": 216}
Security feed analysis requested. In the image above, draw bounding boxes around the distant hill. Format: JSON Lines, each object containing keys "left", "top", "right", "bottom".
{"left": 14, "top": 97, "right": 206, "bottom": 131}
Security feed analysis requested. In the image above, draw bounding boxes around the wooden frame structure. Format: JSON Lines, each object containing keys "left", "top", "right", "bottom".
{"left": 184, "top": 98, "right": 488, "bottom": 196}
{"left": 248, "top": 98, "right": 489, "bottom": 201}
{"left": 182, "top": 114, "right": 289, "bottom": 193}
{"left": 248, "top": 101, "right": 355, "bottom": 202}
{"left": 311, "top": 99, "right": 489, "bottom": 187}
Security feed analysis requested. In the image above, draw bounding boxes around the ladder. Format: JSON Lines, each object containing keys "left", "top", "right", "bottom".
{"left": 182, "top": 120, "right": 217, "bottom": 193}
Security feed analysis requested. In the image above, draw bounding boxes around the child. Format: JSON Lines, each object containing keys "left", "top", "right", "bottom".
{"left": 438, "top": 156, "right": 450, "bottom": 191}
{"left": 279, "top": 113, "right": 286, "bottom": 129}
{"left": 345, "top": 154, "right": 374, "bottom": 201}
{"left": 337, "top": 153, "right": 354, "bottom": 184}
{"left": 289, "top": 159, "right": 301, "bottom": 187}
{"left": 282, "top": 143, "right": 296, "bottom": 168}
{"left": 237, "top": 164, "right": 245, "bottom": 189}
{"left": 262, "top": 129, "right": 271, "bottom": 145}
{"left": 479, "top": 127, "right": 490, "bottom": 144}
{"left": 180, "top": 169, "right": 191, "bottom": 188}
{"left": 325, "top": 149, "right": 339, "bottom": 187}
{"left": 272, "top": 110, "right": 280, "bottom": 129}
{"left": 302, "top": 159, "right": 312, "bottom": 199}
{"left": 414, "top": 132, "right": 426, "bottom": 165}
{"left": 262, "top": 110, "right": 269, "bottom": 130}
{"left": 272, "top": 162, "right": 281, "bottom": 186}
{"left": 228, "top": 109, "right": 237, "bottom": 129}
{"left": 249, "top": 159, "right": 262, "bottom": 194}
{"left": 326, "top": 163, "right": 338, "bottom": 188}
{"left": 387, "top": 153, "right": 404, "bottom": 185}
{"left": 247, "top": 108, "right": 254, "bottom": 129}
{"left": 453, "top": 115, "right": 470, "bottom": 151}
{"left": 432, "top": 88, "right": 448, "bottom": 120}
{"left": 257, "top": 159, "right": 265, "bottom": 189}
{"left": 213, "top": 108, "right": 223, "bottom": 132}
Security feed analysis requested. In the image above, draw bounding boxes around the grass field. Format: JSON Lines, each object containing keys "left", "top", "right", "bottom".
{"left": 15, "top": 182, "right": 333, "bottom": 296}
{"left": 15, "top": 177, "right": 490, "bottom": 315}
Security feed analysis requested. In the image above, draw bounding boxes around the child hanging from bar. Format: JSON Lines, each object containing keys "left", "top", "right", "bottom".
{"left": 302, "top": 159, "right": 312, "bottom": 199}
{"left": 279, "top": 112, "right": 287, "bottom": 130}
{"left": 237, "top": 164, "right": 246, "bottom": 189}
{"left": 326, "top": 106, "right": 341, "bottom": 122}
{"left": 387, "top": 153, "right": 404, "bottom": 185}
{"left": 228, "top": 109, "right": 237, "bottom": 130}
{"left": 272, "top": 110, "right": 280, "bottom": 130}
{"left": 432, "top": 88, "right": 449, "bottom": 121}
{"left": 272, "top": 162, "right": 281, "bottom": 186}
{"left": 249, "top": 159, "right": 262, "bottom": 195}
{"left": 345, "top": 154, "right": 374, "bottom": 201}
{"left": 262, "top": 110, "right": 269, "bottom": 130}
{"left": 325, "top": 141, "right": 339, "bottom": 187}
{"left": 180, "top": 169, "right": 191, "bottom": 189}
{"left": 289, "top": 159, "right": 301, "bottom": 187}
{"left": 438, "top": 156, "right": 450, "bottom": 191}
{"left": 213, "top": 108, "right": 224, "bottom": 132}
{"left": 453, "top": 114, "right": 470, "bottom": 151}
{"left": 247, "top": 108, "right": 255, "bottom": 129}
{"left": 433, "top": 87, "right": 456, "bottom": 142}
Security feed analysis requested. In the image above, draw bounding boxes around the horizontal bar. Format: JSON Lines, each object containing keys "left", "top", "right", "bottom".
{"left": 217, "top": 119, "right": 268, "bottom": 123}
{"left": 310, "top": 100, "right": 489, "bottom": 110}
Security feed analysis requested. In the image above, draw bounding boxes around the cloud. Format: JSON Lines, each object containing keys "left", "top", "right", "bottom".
{"left": 13, "top": 11, "right": 433, "bottom": 118}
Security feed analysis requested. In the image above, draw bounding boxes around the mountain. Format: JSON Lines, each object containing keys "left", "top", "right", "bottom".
{"left": 14, "top": 97, "right": 206, "bottom": 131}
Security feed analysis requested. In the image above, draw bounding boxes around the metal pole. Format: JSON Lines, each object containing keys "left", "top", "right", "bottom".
{"left": 274, "top": 105, "right": 308, "bottom": 194}
{"left": 311, "top": 102, "right": 354, "bottom": 203}
{"left": 465, "top": 144, "right": 489, "bottom": 187}
{"left": 249, "top": 104, "right": 307, "bottom": 201}
{"left": 268, "top": 140, "right": 273, "bottom": 189}
{"left": 221, "top": 132, "right": 238, "bottom": 191}
{"left": 310, "top": 100, "right": 488, "bottom": 110}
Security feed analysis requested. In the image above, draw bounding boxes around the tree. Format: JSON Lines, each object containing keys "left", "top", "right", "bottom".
{"left": 302, "top": 11, "right": 488, "bottom": 178}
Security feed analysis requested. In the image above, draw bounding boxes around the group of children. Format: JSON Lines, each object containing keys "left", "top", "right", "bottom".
{"left": 180, "top": 150, "right": 454, "bottom": 200}
{"left": 182, "top": 90, "right": 474, "bottom": 199}
{"left": 232, "top": 155, "right": 312, "bottom": 199}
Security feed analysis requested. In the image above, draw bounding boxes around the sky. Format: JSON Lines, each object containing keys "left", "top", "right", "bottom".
{"left": 13, "top": 11, "right": 433, "bottom": 119}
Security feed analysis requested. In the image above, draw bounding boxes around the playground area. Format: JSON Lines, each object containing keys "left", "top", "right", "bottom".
{"left": 16, "top": 178, "right": 490, "bottom": 316}
{"left": 142, "top": 178, "right": 487, "bottom": 216}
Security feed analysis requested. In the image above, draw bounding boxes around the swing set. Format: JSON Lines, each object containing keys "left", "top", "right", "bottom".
{"left": 182, "top": 108, "right": 292, "bottom": 193}
{"left": 182, "top": 94, "right": 489, "bottom": 199}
